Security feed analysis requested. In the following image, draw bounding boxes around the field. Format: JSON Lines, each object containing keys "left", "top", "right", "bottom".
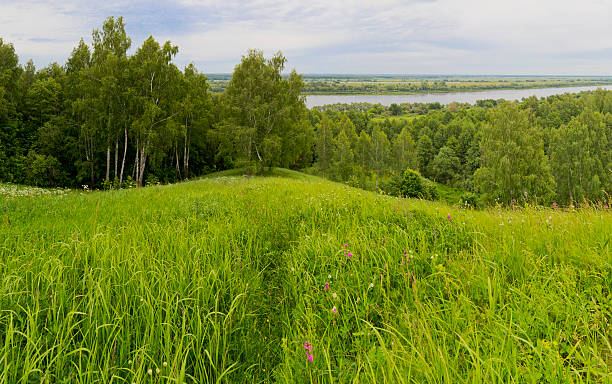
{"left": 1, "top": 170, "right": 611, "bottom": 383}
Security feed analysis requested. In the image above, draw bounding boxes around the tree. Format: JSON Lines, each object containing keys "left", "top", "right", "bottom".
{"left": 354, "top": 130, "right": 373, "bottom": 188}
{"left": 391, "top": 127, "right": 417, "bottom": 173}
{"left": 389, "top": 103, "right": 402, "bottom": 116}
{"left": 431, "top": 146, "right": 460, "bottom": 185}
{"left": 176, "top": 63, "right": 212, "bottom": 180}
{"left": 332, "top": 129, "right": 353, "bottom": 182}
{"left": 475, "top": 102, "right": 555, "bottom": 205}
{"left": 131, "top": 36, "right": 179, "bottom": 186}
{"left": 416, "top": 134, "right": 434, "bottom": 177}
{"left": 371, "top": 125, "right": 390, "bottom": 188}
{"left": 66, "top": 38, "right": 97, "bottom": 187}
{"left": 315, "top": 116, "right": 335, "bottom": 177}
{"left": 550, "top": 110, "right": 608, "bottom": 204}
{"left": 92, "top": 16, "right": 132, "bottom": 183}
{"left": 224, "top": 49, "right": 308, "bottom": 173}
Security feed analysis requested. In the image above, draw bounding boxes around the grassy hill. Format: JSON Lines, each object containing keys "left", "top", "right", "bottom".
{"left": 0, "top": 171, "right": 610, "bottom": 383}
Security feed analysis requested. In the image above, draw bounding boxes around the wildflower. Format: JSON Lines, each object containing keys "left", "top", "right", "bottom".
{"left": 447, "top": 214, "right": 451, "bottom": 220}
{"left": 147, "top": 369, "right": 153, "bottom": 376}
{"left": 552, "top": 202, "right": 558, "bottom": 208}
{"left": 307, "top": 353, "right": 314, "bottom": 362}
{"left": 328, "top": 274, "right": 331, "bottom": 279}
{"left": 303, "top": 341, "right": 313, "bottom": 351}
{"left": 369, "top": 282, "right": 374, "bottom": 289}
{"left": 332, "top": 292, "right": 337, "bottom": 299}
{"left": 156, "top": 368, "right": 160, "bottom": 374}
{"left": 128, "top": 360, "right": 132, "bottom": 365}
{"left": 344, "top": 243, "right": 348, "bottom": 248}
{"left": 382, "top": 237, "right": 386, "bottom": 244}
{"left": 324, "top": 282, "right": 329, "bottom": 290}
{"left": 332, "top": 306, "right": 337, "bottom": 313}
{"left": 347, "top": 253, "right": 353, "bottom": 258}
{"left": 163, "top": 361, "right": 167, "bottom": 367}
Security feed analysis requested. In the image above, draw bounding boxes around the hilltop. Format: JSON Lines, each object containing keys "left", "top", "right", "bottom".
{"left": 0, "top": 171, "right": 610, "bottom": 382}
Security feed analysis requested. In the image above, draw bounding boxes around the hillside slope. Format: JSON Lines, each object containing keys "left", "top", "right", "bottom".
{"left": 1, "top": 172, "right": 610, "bottom": 382}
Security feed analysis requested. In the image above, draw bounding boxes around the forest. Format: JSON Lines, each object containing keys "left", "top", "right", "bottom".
{"left": 1, "top": 17, "right": 610, "bottom": 206}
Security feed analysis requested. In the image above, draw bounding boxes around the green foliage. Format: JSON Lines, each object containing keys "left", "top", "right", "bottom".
{"left": 475, "top": 102, "right": 556, "bottom": 206}
{"left": 382, "top": 168, "right": 440, "bottom": 201}
{"left": 223, "top": 50, "right": 309, "bottom": 173}
{"left": 460, "top": 191, "right": 479, "bottom": 208}
{"left": 24, "top": 151, "right": 63, "bottom": 187}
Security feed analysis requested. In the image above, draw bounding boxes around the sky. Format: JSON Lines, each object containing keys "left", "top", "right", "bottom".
{"left": 2, "top": 0, "right": 612, "bottom": 75}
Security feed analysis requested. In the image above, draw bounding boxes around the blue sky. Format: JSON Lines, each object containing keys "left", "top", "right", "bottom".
{"left": 2, "top": 0, "right": 612, "bottom": 75}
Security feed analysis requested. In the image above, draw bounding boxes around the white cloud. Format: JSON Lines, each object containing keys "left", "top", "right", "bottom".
{"left": 2, "top": 0, "right": 612, "bottom": 73}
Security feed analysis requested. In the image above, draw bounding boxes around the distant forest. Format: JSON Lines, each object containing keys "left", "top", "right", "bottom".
{"left": 0, "top": 17, "right": 610, "bottom": 206}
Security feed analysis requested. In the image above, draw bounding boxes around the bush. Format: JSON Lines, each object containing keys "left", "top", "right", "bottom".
{"left": 460, "top": 192, "right": 479, "bottom": 208}
{"left": 381, "top": 169, "right": 439, "bottom": 201}
{"left": 399, "top": 169, "right": 424, "bottom": 198}
{"left": 25, "top": 151, "right": 63, "bottom": 187}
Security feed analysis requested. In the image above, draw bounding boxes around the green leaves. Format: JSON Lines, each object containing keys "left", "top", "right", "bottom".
{"left": 223, "top": 50, "right": 309, "bottom": 172}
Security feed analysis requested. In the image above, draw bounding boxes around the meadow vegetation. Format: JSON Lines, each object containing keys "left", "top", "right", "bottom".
{"left": 1, "top": 170, "right": 610, "bottom": 382}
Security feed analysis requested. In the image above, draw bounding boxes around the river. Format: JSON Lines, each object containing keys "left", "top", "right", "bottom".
{"left": 305, "top": 85, "right": 612, "bottom": 108}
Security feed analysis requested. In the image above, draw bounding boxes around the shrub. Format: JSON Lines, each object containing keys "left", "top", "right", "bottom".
{"left": 460, "top": 192, "right": 479, "bottom": 208}
{"left": 399, "top": 169, "right": 425, "bottom": 198}
{"left": 381, "top": 169, "right": 439, "bottom": 201}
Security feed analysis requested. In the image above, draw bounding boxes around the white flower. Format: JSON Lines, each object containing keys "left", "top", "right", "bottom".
{"left": 368, "top": 282, "right": 374, "bottom": 289}
{"left": 163, "top": 361, "right": 167, "bottom": 367}
{"left": 147, "top": 369, "right": 153, "bottom": 375}
{"left": 328, "top": 274, "right": 332, "bottom": 279}
{"left": 332, "top": 292, "right": 337, "bottom": 299}
{"left": 156, "top": 368, "right": 160, "bottom": 374}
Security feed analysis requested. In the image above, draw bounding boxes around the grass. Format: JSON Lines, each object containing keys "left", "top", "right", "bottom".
{"left": 0, "top": 170, "right": 610, "bottom": 383}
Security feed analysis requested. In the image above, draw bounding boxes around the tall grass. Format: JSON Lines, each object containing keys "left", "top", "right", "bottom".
{"left": 0, "top": 170, "right": 610, "bottom": 382}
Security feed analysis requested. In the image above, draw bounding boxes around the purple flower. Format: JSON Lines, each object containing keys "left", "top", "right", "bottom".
{"left": 332, "top": 306, "right": 337, "bottom": 313}
{"left": 303, "top": 341, "right": 313, "bottom": 352}
{"left": 307, "top": 353, "right": 314, "bottom": 362}
{"left": 324, "top": 282, "right": 329, "bottom": 290}
{"left": 347, "top": 253, "right": 353, "bottom": 258}
{"left": 447, "top": 215, "right": 451, "bottom": 220}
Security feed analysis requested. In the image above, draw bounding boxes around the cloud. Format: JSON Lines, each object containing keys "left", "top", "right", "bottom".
{"left": 1, "top": 0, "right": 612, "bottom": 74}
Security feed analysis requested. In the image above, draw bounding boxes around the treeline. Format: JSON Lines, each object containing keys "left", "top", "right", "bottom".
{"left": 1, "top": 17, "right": 611, "bottom": 206}
{"left": 211, "top": 78, "right": 612, "bottom": 95}
{"left": 311, "top": 92, "right": 611, "bottom": 206}
{"left": 302, "top": 79, "right": 612, "bottom": 95}
{"left": 0, "top": 17, "right": 219, "bottom": 188}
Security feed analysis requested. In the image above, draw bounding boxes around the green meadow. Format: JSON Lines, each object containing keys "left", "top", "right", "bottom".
{"left": 1, "top": 170, "right": 610, "bottom": 383}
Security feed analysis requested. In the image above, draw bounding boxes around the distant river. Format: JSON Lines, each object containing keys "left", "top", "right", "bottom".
{"left": 305, "top": 85, "right": 612, "bottom": 108}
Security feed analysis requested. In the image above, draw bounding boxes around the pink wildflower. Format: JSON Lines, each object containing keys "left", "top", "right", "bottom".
{"left": 447, "top": 215, "right": 451, "bottom": 220}
{"left": 347, "top": 253, "right": 353, "bottom": 258}
{"left": 332, "top": 306, "right": 337, "bottom": 313}
{"left": 324, "top": 282, "right": 329, "bottom": 290}
{"left": 307, "top": 353, "right": 314, "bottom": 362}
{"left": 303, "top": 341, "right": 313, "bottom": 352}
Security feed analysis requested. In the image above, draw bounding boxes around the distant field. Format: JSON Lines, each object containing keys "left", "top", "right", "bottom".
{"left": 208, "top": 75, "right": 612, "bottom": 95}
{"left": 1, "top": 170, "right": 610, "bottom": 382}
